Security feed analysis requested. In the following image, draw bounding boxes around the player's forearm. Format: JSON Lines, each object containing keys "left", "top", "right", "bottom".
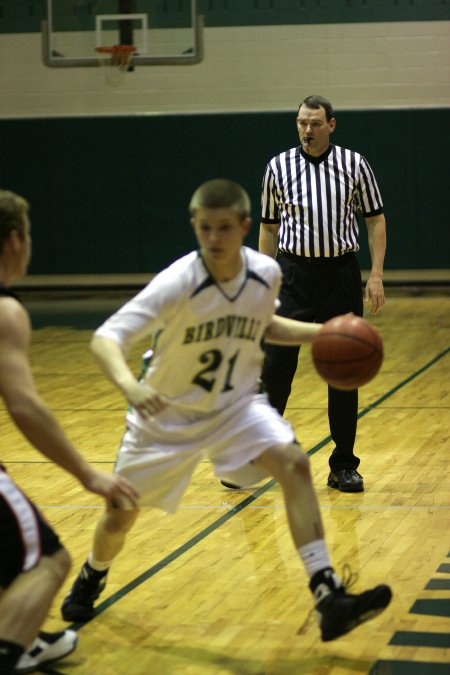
{"left": 90, "top": 334, "right": 138, "bottom": 396}
{"left": 7, "top": 395, "right": 93, "bottom": 484}
{"left": 265, "top": 316, "right": 321, "bottom": 345}
{"left": 258, "top": 222, "right": 279, "bottom": 258}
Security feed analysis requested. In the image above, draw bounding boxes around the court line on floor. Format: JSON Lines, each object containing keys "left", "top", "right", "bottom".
{"left": 67, "top": 345, "right": 450, "bottom": 633}
{"left": 38, "top": 503, "right": 450, "bottom": 511}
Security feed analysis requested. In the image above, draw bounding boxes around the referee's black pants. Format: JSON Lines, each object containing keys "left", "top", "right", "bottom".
{"left": 261, "top": 251, "right": 364, "bottom": 473}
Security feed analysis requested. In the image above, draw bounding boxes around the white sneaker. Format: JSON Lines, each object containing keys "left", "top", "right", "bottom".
{"left": 15, "top": 630, "right": 78, "bottom": 674}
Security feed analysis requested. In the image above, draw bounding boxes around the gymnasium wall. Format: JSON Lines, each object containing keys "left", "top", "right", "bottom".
{"left": 0, "top": 2, "right": 449, "bottom": 274}
{"left": 2, "top": 19, "right": 450, "bottom": 114}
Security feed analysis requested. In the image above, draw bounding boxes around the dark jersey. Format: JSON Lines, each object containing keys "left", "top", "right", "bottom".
{"left": 0, "top": 283, "right": 21, "bottom": 302}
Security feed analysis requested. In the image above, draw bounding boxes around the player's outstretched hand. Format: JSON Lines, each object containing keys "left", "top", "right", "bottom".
{"left": 82, "top": 469, "right": 140, "bottom": 506}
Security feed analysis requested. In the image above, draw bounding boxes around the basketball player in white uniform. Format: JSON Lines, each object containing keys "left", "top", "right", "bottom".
{"left": 62, "top": 179, "right": 391, "bottom": 641}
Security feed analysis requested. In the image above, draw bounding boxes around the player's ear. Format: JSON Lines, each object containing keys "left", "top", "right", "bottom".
{"left": 7, "top": 229, "right": 22, "bottom": 253}
{"left": 242, "top": 217, "right": 252, "bottom": 235}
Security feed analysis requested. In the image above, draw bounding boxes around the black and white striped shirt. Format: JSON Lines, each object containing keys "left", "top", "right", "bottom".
{"left": 261, "top": 144, "right": 383, "bottom": 258}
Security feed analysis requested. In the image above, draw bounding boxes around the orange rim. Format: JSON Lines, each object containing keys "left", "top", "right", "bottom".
{"left": 95, "top": 45, "right": 136, "bottom": 55}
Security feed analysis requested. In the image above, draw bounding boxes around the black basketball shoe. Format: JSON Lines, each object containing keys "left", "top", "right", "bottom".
{"left": 61, "top": 562, "right": 108, "bottom": 622}
{"left": 315, "top": 583, "right": 392, "bottom": 641}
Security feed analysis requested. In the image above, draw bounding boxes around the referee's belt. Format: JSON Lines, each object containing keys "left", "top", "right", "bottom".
{"left": 278, "top": 251, "right": 356, "bottom": 266}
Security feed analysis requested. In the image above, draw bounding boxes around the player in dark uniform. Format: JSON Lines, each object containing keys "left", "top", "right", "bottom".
{"left": 0, "top": 190, "right": 139, "bottom": 675}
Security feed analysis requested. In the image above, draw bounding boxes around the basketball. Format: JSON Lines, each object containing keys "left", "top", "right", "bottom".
{"left": 312, "top": 315, "right": 383, "bottom": 390}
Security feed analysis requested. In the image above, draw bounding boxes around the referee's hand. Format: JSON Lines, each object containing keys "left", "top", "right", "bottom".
{"left": 364, "top": 276, "right": 385, "bottom": 315}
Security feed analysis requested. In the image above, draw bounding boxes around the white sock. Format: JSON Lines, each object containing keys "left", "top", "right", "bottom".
{"left": 87, "top": 552, "right": 112, "bottom": 572}
{"left": 298, "top": 539, "right": 332, "bottom": 579}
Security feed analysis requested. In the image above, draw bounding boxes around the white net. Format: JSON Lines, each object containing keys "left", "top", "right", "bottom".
{"left": 95, "top": 45, "right": 136, "bottom": 86}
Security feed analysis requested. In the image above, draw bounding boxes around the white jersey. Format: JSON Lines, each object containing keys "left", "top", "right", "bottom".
{"left": 96, "top": 246, "right": 282, "bottom": 417}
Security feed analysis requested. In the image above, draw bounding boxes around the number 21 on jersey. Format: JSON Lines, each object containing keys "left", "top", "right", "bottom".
{"left": 192, "top": 349, "right": 239, "bottom": 393}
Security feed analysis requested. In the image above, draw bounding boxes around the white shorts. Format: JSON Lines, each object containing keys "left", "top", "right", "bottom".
{"left": 114, "top": 393, "right": 295, "bottom": 513}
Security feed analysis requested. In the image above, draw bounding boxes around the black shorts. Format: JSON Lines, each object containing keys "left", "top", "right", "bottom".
{"left": 0, "top": 467, "right": 63, "bottom": 588}
{"left": 276, "top": 251, "right": 364, "bottom": 321}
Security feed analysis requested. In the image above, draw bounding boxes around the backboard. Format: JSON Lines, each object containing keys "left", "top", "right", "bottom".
{"left": 42, "top": 0, "right": 203, "bottom": 67}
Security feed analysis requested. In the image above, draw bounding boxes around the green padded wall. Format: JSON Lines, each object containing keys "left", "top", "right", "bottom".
{"left": 0, "top": 108, "right": 449, "bottom": 274}
{"left": 1, "top": 0, "right": 449, "bottom": 34}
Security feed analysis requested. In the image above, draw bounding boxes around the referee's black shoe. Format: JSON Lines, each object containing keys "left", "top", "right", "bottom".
{"left": 327, "top": 469, "right": 364, "bottom": 492}
{"left": 315, "top": 583, "right": 392, "bottom": 641}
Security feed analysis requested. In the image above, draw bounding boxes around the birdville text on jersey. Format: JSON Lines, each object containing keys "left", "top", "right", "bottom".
{"left": 183, "top": 315, "right": 263, "bottom": 344}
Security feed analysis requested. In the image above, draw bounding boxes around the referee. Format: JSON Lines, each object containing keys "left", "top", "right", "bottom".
{"left": 259, "top": 95, "right": 387, "bottom": 493}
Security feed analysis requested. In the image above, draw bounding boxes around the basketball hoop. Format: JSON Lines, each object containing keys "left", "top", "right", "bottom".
{"left": 95, "top": 45, "right": 136, "bottom": 85}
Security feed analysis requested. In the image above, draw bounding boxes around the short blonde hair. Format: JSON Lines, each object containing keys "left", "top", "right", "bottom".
{"left": 0, "top": 190, "right": 29, "bottom": 252}
{"left": 189, "top": 179, "right": 251, "bottom": 218}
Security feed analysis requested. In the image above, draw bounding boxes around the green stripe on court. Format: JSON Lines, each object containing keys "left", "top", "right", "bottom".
{"left": 308, "top": 345, "right": 450, "bottom": 457}
{"left": 370, "top": 661, "right": 450, "bottom": 675}
{"left": 436, "top": 563, "right": 450, "bottom": 573}
{"left": 389, "top": 631, "right": 450, "bottom": 648}
{"left": 425, "top": 578, "right": 450, "bottom": 590}
{"left": 410, "top": 599, "right": 450, "bottom": 618}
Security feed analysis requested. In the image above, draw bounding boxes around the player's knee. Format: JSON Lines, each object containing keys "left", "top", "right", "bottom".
{"left": 290, "top": 448, "right": 311, "bottom": 480}
{"left": 287, "top": 444, "right": 311, "bottom": 481}
{"left": 48, "top": 546, "right": 72, "bottom": 584}
{"left": 104, "top": 506, "right": 139, "bottom": 534}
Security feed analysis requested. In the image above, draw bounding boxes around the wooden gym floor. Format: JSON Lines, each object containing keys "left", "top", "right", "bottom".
{"left": 1, "top": 286, "right": 449, "bottom": 675}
